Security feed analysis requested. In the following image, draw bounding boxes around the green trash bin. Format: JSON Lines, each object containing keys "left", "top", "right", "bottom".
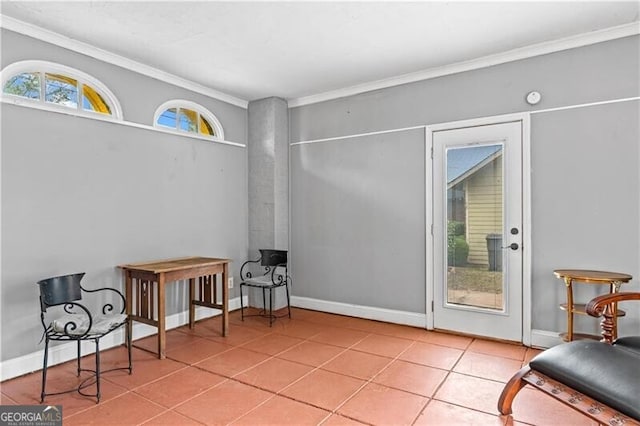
{"left": 486, "top": 233, "right": 502, "bottom": 271}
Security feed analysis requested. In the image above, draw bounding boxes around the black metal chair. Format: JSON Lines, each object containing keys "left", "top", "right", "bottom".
{"left": 239, "top": 249, "right": 291, "bottom": 326}
{"left": 38, "top": 272, "right": 132, "bottom": 403}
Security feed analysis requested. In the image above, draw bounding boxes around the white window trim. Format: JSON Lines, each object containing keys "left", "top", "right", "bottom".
{"left": 153, "top": 99, "right": 224, "bottom": 141}
{"left": 1, "top": 60, "right": 123, "bottom": 119}
{"left": 3, "top": 99, "right": 246, "bottom": 148}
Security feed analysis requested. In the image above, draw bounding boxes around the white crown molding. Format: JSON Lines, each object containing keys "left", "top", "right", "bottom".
{"left": 1, "top": 98, "right": 247, "bottom": 148}
{"left": 2, "top": 14, "right": 637, "bottom": 111}
{"left": 0, "top": 14, "right": 249, "bottom": 109}
{"left": 288, "top": 21, "right": 640, "bottom": 108}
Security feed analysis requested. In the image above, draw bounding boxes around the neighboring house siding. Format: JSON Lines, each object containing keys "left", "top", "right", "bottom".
{"left": 466, "top": 158, "right": 502, "bottom": 265}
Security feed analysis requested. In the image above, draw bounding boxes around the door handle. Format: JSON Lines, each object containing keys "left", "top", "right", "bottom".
{"left": 502, "top": 243, "right": 519, "bottom": 250}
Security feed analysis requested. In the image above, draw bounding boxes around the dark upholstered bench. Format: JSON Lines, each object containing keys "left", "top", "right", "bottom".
{"left": 498, "top": 292, "right": 640, "bottom": 425}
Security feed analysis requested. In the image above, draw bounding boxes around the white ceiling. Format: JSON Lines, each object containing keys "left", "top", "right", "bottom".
{"left": 1, "top": 1, "right": 638, "bottom": 104}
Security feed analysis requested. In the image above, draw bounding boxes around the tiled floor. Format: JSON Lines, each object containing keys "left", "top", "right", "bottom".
{"left": 0, "top": 308, "right": 597, "bottom": 425}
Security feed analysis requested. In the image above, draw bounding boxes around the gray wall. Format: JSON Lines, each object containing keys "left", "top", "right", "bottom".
{"left": 291, "top": 129, "right": 425, "bottom": 312}
{"left": 290, "top": 36, "right": 638, "bottom": 142}
{"left": 289, "top": 35, "right": 639, "bottom": 337}
{"left": 1, "top": 30, "right": 249, "bottom": 362}
{"left": 530, "top": 101, "right": 639, "bottom": 334}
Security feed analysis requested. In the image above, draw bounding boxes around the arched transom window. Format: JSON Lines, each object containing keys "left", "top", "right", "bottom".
{"left": 154, "top": 100, "right": 224, "bottom": 140}
{"left": 1, "top": 60, "right": 122, "bottom": 119}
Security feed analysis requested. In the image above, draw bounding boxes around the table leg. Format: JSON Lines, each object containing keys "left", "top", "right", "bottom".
{"left": 564, "top": 277, "right": 574, "bottom": 341}
{"left": 125, "top": 271, "right": 133, "bottom": 345}
{"left": 222, "top": 262, "right": 229, "bottom": 336}
{"left": 189, "top": 277, "right": 196, "bottom": 329}
{"left": 157, "top": 274, "right": 166, "bottom": 359}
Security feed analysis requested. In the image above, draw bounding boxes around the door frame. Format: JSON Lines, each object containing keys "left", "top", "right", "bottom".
{"left": 425, "top": 112, "right": 532, "bottom": 345}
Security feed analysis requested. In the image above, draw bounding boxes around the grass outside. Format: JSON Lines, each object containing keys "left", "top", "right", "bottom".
{"left": 447, "top": 264, "right": 503, "bottom": 309}
{"left": 447, "top": 264, "right": 503, "bottom": 294}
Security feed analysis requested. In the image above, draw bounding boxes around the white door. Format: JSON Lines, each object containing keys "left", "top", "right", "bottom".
{"left": 431, "top": 120, "right": 524, "bottom": 342}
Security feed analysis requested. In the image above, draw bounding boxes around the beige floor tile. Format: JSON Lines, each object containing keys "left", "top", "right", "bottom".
{"left": 140, "top": 409, "right": 205, "bottom": 425}
{"left": 415, "top": 400, "right": 505, "bottom": 425}
{"left": 232, "top": 394, "right": 329, "bottom": 425}
{"left": 195, "top": 346, "right": 271, "bottom": 377}
{"left": 453, "top": 351, "right": 524, "bottom": 383}
{"left": 64, "top": 392, "right": 165, "bottom": 425}
{"left": 276, "top": 340, "right": 345, "bottom": 367}
{"left": 281, "top": 369, "right": 365, "bottom": 411}
{"left": 415, "top": 331, "right": 473, "bottom": 350}
{"left": 320, "top": 413, "right": 368, "bottom": 425}
{"left": 233, "top": 357, "right": 313, "bottom": 393}
{"left": 309, "top": 327, "right": 370, "bottom": 348}
{"left": 433, "top": 372, "right": 505, "bottom": 415}
{"left": 133, "top": 366, "right": 225, "bottom": 408}
{"left": 399, "top": 341, "right": 464, "bottom": 370}
{"left": 174, "top": 379, "right": 272, "bottom": 425}
{"left": 350, "top": 333, "right": 413, "bottom": 358}
{"left": 321, "top": 349, "right": 392, "bottom": 380}
{"left": 373, "top": 359, "right": 448, "bottom": 397}
{"left": 467, "top": 339, "right": 527, "bottom": 361}
{"left": 240, "top": 333, "right": 304, "bottom": 355}
{"left": 166, "top": 339, "right": 232, "bottom": 365}
{"left": 337, "top": 382, "right": 428, "bottom": 425}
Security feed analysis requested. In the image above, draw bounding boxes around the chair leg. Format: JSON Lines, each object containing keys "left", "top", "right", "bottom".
{"left": 95, "top": 339, "right": 101, "bottom": 403}
{"left": 285, "top": 282, "right": 291, "bottom": 319}
{"left": 126, "top": 321, "right": 133, "bottom": 374}
{"left": 240, "top": 284, "right": 245, "bottom": 321}
{"left": 268, "top": 288, "right": 274, "bottom": 327}
{"left": 76, "top": 340, "right": 81, "bottom": 376}
{"left": 40, "top": 338, "right": 49, "bottom": 403}
{"left": 498, "top": 365, "right": 531, "bottom": 415}
{"left": 240, "top": 284, "right": 244, "bottom": 321}
{"left": 262, "top": 287, "right": 267, "bottom": 315}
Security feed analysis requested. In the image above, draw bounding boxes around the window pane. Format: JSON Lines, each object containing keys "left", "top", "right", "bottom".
{"left": 45, "top": 73, "right": 78, "bottom": 108}
{"left": 157, "top": 108, "right": 177, "bottom": 128}
{"left": 199, "top": 116, "right": 215, "bottom": 136}
{"left": 3, "top": 72, "right": 41, "bottom": 99}
{"left": 446, "top": 144, "right": 504, "bottom": 310}
{"left": 178, "top": 108, "right": 197, "bottom": 133}
{"left": 82, "top": 84, "right": 111, "bottom": 115}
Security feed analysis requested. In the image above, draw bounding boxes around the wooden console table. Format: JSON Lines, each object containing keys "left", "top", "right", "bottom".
{"left": 553, "top": 269, "right": 632, "bottom": 342}
{"left": 120, "top": 256, "right": 231, "bottom": 359}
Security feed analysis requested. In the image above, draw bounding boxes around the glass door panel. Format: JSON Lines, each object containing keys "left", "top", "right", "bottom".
{"left": 446, "top": 144, "right": 504, "bottom": 311}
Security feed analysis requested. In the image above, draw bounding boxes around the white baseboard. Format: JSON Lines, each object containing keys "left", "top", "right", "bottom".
{"left": 530, "top": 329, "right": 563, "bottom": 349}
{"left": 291, "top": 296, "right": 427, "bottom": 328}
{"left": 291, "top": 296, "right": 564, "bottom": 350}
{"left": 2, "top": 296, "right": 561, "bottom": 382}
{"left": 0, "top": 296, "right": 247, "bottom": 382}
